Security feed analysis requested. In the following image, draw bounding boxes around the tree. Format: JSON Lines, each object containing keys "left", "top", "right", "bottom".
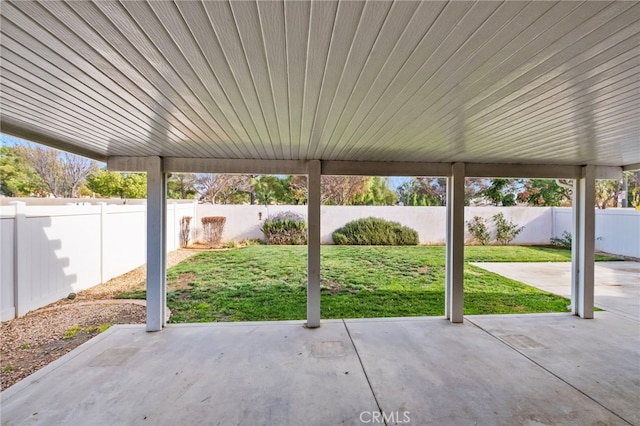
{"left": 60, "top": 152, "right": 99, "bottom": 197}
{"left": 16, "top": 145, "right": 62, "bottom": 196}
{"left": 479, "top": 178, "right": 519, "bottom": 206}
{"left": 623, "top": 170, "right": 640, "bottom": 208}
{"left": 320, "top": 176, "right": 369, "bottom": 205}
{"left": 251, "top": 175, "right": 293, "bottom": 205}
{"left": 351, "top": 177, "right": 397, "bottom": 205}
{"left": 86, "top": 169, "right": 124, "bottom": 197}
{"left": 595, "top": 179, "right": 621, "bottom": 209}
{"left": 168, "top": 173, "right": 197, "bottom": 199}
{"left": 195, "top": 174, "right": 251, "bottom": 204}
{"left": 397, "top": 177, "right": 446, "bottom": 206}
{"left": 14, "top": 144, "right": 98, "bottom": 197}
{"left": 252, "top": 175, "right": 275, "bottom": 207}
{"left": 121, "top": 173, "right": 147, "bottom": 199}
{"left": 86, "top": 170, "right": 146, "bottom": 199}
{"left": 288, "top": 175, "right": 308, "bottom": 205}
{"left": 518, "top": 179, "right": 572, "bottom": 206}
{"left": 0, "top": 146, "right": 46, "bottom": 196}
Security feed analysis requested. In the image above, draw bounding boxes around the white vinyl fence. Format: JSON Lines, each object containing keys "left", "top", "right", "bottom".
{"left": 1, "top": 203, "right": 637, "bottom": 320}
{"left": 552, "top": 208, "right": 640, "bottom": 259}
{"left": 196, "top": 205, "right": 556, "bottom": 246}
{"left": 196, "top": 204, "right": 639, "bottom": 256}
{"left": 0, "top": 202, "right": 196, "bottom": 320}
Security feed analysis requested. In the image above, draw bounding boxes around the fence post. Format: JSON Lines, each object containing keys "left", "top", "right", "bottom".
{"left": 98, "top": 202, "right": 107, "bottom": 283}
{"left": 9, "top": 202, "right": 27, "bottom": 318}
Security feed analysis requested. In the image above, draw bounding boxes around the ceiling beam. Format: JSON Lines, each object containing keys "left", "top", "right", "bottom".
{"left": 594, "top": 166, "right": 623, "bottom": 180}
{"left": 107, "top": 156, "right": 151, "bottom": 172}
{"left": 107, "top": 157, "right": 628, "bottom": 180}
{"left": 2, "top": 119, "right": 107, "bottom": 162}
{"left": 321, "top": 161, "right": 452, "bottom": 176}
{"left": 163, "top": 158, "right": 309, "bottom": 175}
{"left": 465, "top": 163, "right": 582, "bottom": 179}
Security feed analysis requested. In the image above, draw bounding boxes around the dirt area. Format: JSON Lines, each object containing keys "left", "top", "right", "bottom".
{"left": 0, "top": 249, "right": 199, "bottom": 391}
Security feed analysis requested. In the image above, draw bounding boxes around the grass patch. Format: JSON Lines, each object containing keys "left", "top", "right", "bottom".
{"left": 85, "top": 324, "right": 112, "bottom": 334}
{"left": 63, "top": 325, "right": 81, "bottom": 339}
{"left": 464, "top": 245, "right": 621, "bottom": 262}
{"left": 115, "top": 245, "right": 609, "bottom": 323}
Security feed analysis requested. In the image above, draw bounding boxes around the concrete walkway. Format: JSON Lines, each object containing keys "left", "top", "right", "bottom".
{"left": 471, "top": 261, "right": 640, "bottom": 321}
{"left": 2, "top": 313, "right": 639, "bottom": 425}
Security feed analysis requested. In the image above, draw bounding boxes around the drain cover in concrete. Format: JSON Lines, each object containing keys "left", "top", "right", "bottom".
{"left": 88, "top": 348, "right": 140, "bottom": 366}
{"left": 500, "top": 335, "right": 545, "bottom": 350}
{"left": 311, "top": 341, "right": 346, "bottom": 358}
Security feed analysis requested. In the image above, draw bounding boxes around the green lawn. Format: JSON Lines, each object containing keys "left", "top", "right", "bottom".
{"left": 118, "top": 246, "right": 618, "bottom": 323}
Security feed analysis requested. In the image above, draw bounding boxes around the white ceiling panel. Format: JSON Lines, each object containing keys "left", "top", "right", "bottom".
{"left": 0, "top": 0, "right": 638, "bottom": 167}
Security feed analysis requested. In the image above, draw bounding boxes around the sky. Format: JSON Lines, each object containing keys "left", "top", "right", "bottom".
{"left": 1, "top": 133, "right": 31, "bottom": 148}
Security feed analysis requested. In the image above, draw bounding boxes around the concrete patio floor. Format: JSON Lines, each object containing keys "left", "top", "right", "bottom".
{"left": 471, "top": 261, "right": 640, "bottom": 321}
{"left": 2, "top": 311, "right": 638, "bottom": 425}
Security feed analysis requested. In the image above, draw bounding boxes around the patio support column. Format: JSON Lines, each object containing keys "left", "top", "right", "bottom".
{"left": 306, "top": 160, "right": 321, "bottom": 328}
{"left": 146, "top": 156, "right": 167, "bottom": 331}
{"left": 571, "top": 165, "right": 595, "bottom": 319}
{"left": 445, "top": 162, "right": 465, "bottom": 323}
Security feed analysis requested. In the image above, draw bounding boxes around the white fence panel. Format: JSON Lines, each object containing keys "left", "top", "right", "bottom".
{"left": 11, "top": 206, "right": 102, "bottom": 317}
{"left": 168, "top": 203, "right": 197, "bottom": 251}
{"left": 1, "top": 201, "right": 197, "bottom": 320}
{"left": 552, "top": 208, "right": 640, "bottom": 258}
{"left": 195, "top": 205, "right": 552, "bottom": 245}
{"left": 103, "top": 205, "right": 146, "bottom": 282}
{"left": 594, "top": 210, "right": 640, "bottom": 258}
{"left": 465, "top": 207, "right": 552, "bottom": 245}
{"left": 321, "top": 206, "right": 447, "bottom": 244}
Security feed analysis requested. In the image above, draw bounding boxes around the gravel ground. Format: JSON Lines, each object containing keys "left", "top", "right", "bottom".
{"left": 0, "top": 249, "right": 199, "bottom": 390}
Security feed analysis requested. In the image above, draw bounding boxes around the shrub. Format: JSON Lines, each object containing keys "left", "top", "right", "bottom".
{"left": 180, "top": 216, "right": 192, "bottom": 248}
{"left": 332, "top": 217, "right": 419, "bottom": 245}
{"left": 201, "top": 216, "right": 226, "bottom": 248}
{"left": 261, "top": 211, "right": 307, "bottom": 245}
{"left": 550, "top": 231, "right": 572, "bottom": 249}
{"left": 493, "top": 213, "right": 524, "bottom": 245}
{"left": 466, "top": 216, "right": 490, "bottom": 245}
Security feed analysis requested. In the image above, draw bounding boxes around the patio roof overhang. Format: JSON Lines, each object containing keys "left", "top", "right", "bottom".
{"left": 1, "top": 0, "right": 638, "bottom": 331}
{"left": 1, "top": 0, "right": 638, "bottom": 169}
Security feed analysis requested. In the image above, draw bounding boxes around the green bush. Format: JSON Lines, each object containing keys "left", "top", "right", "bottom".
{"left": 332, "top": 217, "right": 419, "bottom": 245}
{"left": 550, "top": 231, "right": 572, "bottom": 249}
{"left": 467, "top": 216, "right": 491, "bottom": 245}
{"left": 261, "top": 211, "right": 307, "bottom": 245}
{"left": 493, "top": 212, "right": 524, "bottom": 245}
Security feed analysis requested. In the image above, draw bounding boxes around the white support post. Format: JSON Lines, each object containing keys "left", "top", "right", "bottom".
{"left": 571, "top": 165, "right": 596, "bottom": 318}
{"left": 146, "top": 157, "right": 167, "bottom": 331}
{"left": 445, "top": 163, "right": 465, "bottom": 323}
{"left": 306, "top": 160, "right": 321, "bottom": 328}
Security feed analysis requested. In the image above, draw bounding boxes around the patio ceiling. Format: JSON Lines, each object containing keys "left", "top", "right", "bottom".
{"left": 1, "top": 1, "right": 639, "bottom": 168}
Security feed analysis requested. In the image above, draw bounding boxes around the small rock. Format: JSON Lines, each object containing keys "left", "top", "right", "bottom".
{"left": 67, "top": 293, "right": 76, "bottom": 300}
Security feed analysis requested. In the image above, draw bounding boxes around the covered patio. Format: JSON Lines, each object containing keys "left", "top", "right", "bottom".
{"left": 2, "top": 311, "right": 638, "bottom": 424}
{"left": 1, "top": 0, "right": 639, "bottom": 424}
